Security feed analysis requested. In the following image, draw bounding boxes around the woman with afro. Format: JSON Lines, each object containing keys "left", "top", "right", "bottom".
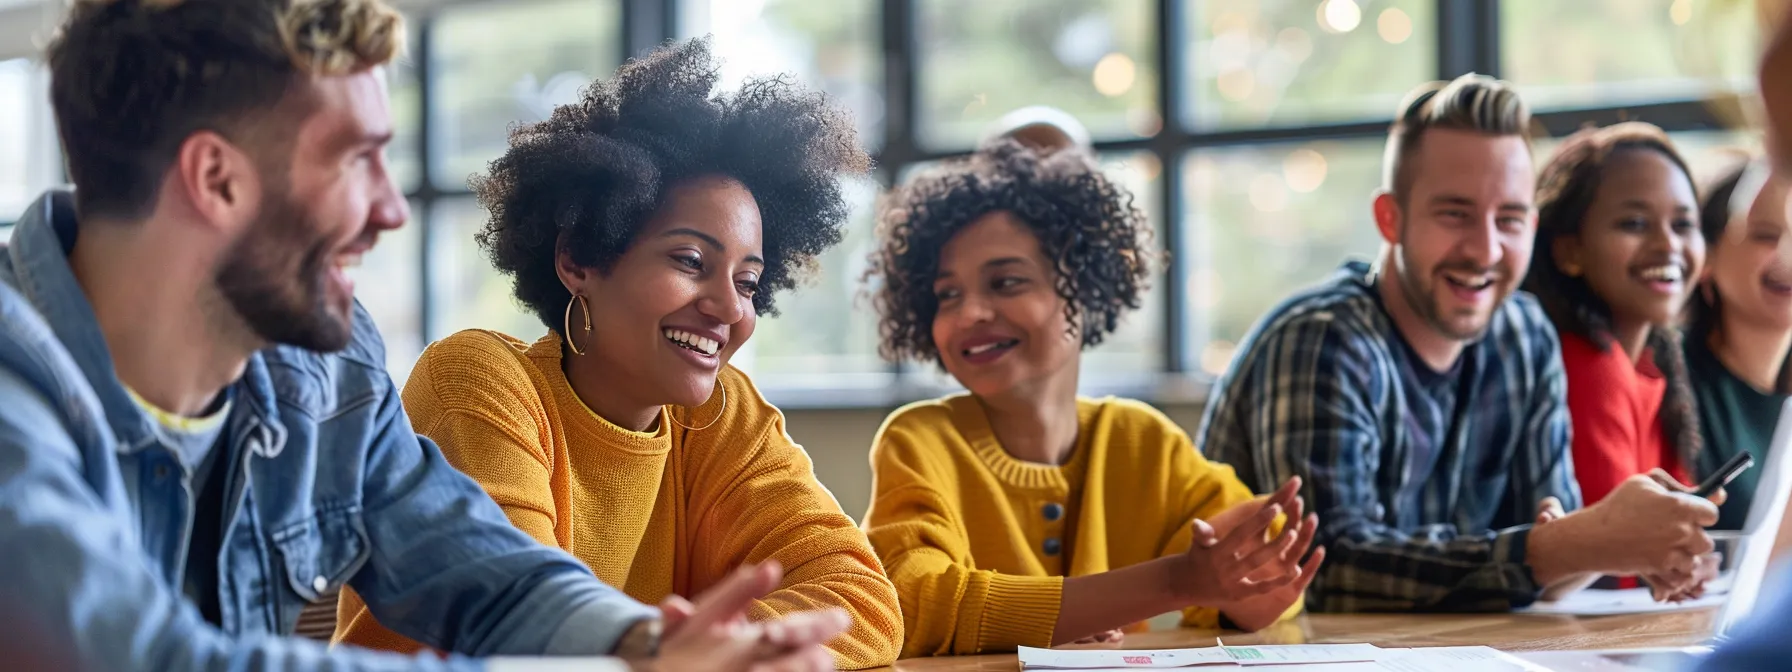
{"left": 332, "top": 38, "right": 903, "bottom": 668}
{"left": 859, "top": 138, "right": 1320, "bottom": 659}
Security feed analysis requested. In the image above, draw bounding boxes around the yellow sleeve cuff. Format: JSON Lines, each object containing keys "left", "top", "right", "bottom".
{"left": 956, "top": 572, "right": 1062, "bottom": 654}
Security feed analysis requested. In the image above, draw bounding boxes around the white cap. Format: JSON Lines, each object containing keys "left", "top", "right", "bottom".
{"left": 978, "top": 106, "right": 1094, "bottom": 154}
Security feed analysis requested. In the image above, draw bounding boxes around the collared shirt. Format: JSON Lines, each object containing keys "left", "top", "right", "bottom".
{"left": 0, "top": 190, "right": 656, "bottom": 671}
{"left": 1197, "top": 261, "right": 1581, "bottom": 613}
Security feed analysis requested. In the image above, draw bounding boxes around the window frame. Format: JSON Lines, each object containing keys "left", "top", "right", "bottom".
{"left": 232, "top": 0, "right": 1770, "bottom": 408}
{"left": 4, "top": 0, "right": 1745, "bottom": 408}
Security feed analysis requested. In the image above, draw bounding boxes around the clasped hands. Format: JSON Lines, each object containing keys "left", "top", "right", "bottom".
{"left": 1533, "top": 469, "right": 1724, "bottom": 603}
{"left": 1174, "top": 477, "right": 1326, "bottom": 632}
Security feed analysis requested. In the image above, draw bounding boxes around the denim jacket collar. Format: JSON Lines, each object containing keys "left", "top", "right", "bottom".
{"left": 7, "top": 189, "right": 285, "bottom": 456}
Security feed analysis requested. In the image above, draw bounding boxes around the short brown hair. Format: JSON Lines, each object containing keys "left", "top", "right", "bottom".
{"left": 1382, "top": 74, "right": 1532, "bottom": 202}
{"left": 47, "top": 0, "right": 404, "bottom": 221}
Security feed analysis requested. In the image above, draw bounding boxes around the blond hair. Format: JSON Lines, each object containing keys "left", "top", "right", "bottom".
{"left": 1381, "top": 74, "right": 1532, "bottom": 203}
{"left": 47, "top": 0, "right": 404, "bottom": 219}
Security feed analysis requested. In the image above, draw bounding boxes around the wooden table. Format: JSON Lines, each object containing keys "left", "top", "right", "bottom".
{"left": 874, "top": 608, "right": 1718, "bottom": 671}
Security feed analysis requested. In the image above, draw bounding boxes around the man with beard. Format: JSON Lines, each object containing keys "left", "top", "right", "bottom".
{"left": 0, "top": 0, "right": 846, "bottom": 670}
{"left": 1197, "top": 74, "right": 1722, "bottom": 613}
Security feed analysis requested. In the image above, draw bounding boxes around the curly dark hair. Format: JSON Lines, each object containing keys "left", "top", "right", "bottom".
{"left": 1522, "top": 121, "right": 1702, "bottom": 468}
{"left": 865, "top": 138, "right": 1153, "bottom": 364}
{"left": 473, "top": 37, "right": 869, "bottom": 330}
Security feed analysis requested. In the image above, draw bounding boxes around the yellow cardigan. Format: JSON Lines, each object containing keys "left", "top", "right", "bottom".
{"left": 333, "top": 330, "right": 903, "bottom": 668}
{"left": 862, "top": 394, "right": 1300, "bottom": 658}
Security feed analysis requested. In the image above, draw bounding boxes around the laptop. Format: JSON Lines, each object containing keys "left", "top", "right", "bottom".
{"left": 1515, "top": 399, "right": 1792, "bottom": 670}
{"left": 1707, "top": 397, "right": 1792, "bottom": 640}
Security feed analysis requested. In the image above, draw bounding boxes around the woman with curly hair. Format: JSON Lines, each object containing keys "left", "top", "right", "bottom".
{"left": 331, "top": 38, "right": 902, "bottom": 668}
{"left": 1521, "top": 122, "right": 1706, "bottom": 514}
{"left": 859, "top": 138, "right": 1320, "bottom": 658}
{"left": 1685, "top": 157, "right": 1792, "bottom": 531}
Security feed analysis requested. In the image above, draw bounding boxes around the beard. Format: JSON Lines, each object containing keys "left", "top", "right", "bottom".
{"left": 1394, "top": 244, "right": 1505, "bottom": 343}
{"left": 214, "top": 185, "right": 354, "bottom": 353}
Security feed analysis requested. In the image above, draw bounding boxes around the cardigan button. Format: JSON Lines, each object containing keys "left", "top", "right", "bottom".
{"left": 312, "top": 576, "right": 328, "bottom": 593}
{"left": 1042, "top": 502, "right": 1064, "bottom": 522}
{"left": 1043, "top": 537, "right": 1062, "bottom": 556}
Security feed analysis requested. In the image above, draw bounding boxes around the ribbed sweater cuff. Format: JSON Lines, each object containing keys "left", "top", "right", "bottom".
{"left": 958, "top": 573, "right": 1062, "bottom": 653}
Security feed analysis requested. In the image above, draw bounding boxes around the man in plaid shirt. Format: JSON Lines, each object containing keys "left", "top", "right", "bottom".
{"left": 1198, "top": 75, "right": 1722, "bottom": 613}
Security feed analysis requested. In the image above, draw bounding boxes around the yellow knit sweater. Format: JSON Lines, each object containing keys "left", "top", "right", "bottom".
{"left": 862, "top": 394, "right": 1300, "bottom": 658}
{"left": 333, "top": 330, "right": 903, "bottom": 668}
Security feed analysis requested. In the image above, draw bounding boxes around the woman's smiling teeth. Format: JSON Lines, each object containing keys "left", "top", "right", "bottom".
{"left": 964, "top": 339, "right": 1019, "bottom": 356}
{"left": 663, "top": 328, "right": 720, "bottom": 356}
{"left": 1637, "top": 264, "right": 1684, "bottom": 283}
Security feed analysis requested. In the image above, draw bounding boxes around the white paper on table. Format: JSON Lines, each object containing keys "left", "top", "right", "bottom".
{"left": 1374, "top": 647, "right": 1553, "bottom": 672}
{"left": 1017, "top": 645, "right": 1236, "bottom": 669}
{"left": 1019, "top": 644, "right": 1389, "bottom": 669}
{"left": 1218, "top": 643, "right": 1386, "bottom": 665}
{"left": 1518, "top": 588, "right": 1725, "bottom": 616}
{"left": 1233, "top": 647, "right": 1549, "bottom": 672}
{"left": 1514, "top": 647, "right": 1713, "bottom": 671}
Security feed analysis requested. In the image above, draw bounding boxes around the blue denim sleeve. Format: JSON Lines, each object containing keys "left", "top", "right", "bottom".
{"left": 343, "top": 368, "right": 657, "bottom": 656}
{"left": 0, "top": 366, "right": 486, "bottom": 672}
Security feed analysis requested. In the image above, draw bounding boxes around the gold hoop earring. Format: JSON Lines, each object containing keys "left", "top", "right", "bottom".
{"left": 667, "top": 384, "right": 726, "bottom": 432}
{"left": 563, "top": 294, "right": 592, "bottom": 356}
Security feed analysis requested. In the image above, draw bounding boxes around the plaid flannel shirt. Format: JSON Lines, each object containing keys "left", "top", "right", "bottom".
{"left": 1197, "top": 262, "right": 1581, "bottom": 613}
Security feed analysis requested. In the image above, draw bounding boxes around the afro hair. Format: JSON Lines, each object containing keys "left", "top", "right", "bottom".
{"left": 865, "top": 138, "right": 1153, "bottom": 364}
{"left": 472, "top": 36, "right": 870, "bottom": 331}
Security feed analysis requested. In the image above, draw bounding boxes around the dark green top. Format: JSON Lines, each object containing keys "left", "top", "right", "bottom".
{"left": 1686, "top": 332, "right": 1789, "bottom": 530}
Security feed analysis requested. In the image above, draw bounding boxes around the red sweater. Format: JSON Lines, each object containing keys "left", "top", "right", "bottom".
{"left": 1559, "top": 331, "right": 1686, "bottom": 505}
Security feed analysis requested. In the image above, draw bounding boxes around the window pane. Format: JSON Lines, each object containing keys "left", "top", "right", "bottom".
{"left": 1502, "top": 0, "right": 1762, "bottom": 110}
{"left": 431, "top": 0, "right": 620, "bottom": 190}
{"left": 735, "top": 180, "right": 891, "bottom": 388}
{"left": 1184, "top": 0, "right": 1434, "bottom": 130}
{"left": 1181, "top": 140, "right": 1386, "bottom": 376}
{"left": 351, "top": 202, "right": 423, "bottom": 385}
{"left": 1084, "top": 151, "right": 1165, "bottom": 377}
{"left": 916, "top": 0, "right": 1158, "bottom": 150}
{"left": 1667, "top": 129, "right": 1762, "bottom": 185}
{"left": 0, "top": 59, "right": 60, "bottom": 220}
{"left": 428, "top": 198, "right": 548, "bottom": 344}
{"left": 678, "top": 0, "right": 884, "bottom": 147}
{"left": 386, "top": 28, "right": 421, "bottom": 194}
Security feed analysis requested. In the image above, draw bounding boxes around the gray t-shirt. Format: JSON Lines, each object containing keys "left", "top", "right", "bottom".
{"left": 127, "top": 386, "right": 233, "bottom": 625}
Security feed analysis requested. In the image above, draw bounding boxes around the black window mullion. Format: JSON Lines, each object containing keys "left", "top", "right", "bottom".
{"left": 1156, "top": 0, "right": 1189, "bottom": 373}
{"left": 1437, "top": 0, "right": 1501, "bottom": 80}
{"left": 883, "top": 0, "right": 920, "bottom": 383}
{"left": 414, "top": 15, "right": 437, "bottom": 346}
{"left": 621, "top": 0, "right": 675, "bottom": 61}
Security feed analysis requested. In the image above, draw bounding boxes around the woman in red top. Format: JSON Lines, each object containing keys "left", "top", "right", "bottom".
{"left": 1522, "top": 122, "right": 1706, "bottom": 506}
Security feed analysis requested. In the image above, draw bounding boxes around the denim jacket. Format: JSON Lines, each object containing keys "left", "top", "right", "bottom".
{"left": 0, "top": 191, "right": 656, "bottom": 671}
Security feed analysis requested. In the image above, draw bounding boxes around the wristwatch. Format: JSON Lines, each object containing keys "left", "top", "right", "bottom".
{"left": 617, "top": 617, "right": 663, "bottom": 659}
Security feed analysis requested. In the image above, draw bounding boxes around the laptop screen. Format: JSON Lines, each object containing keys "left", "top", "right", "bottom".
{"left": 1711, "top": 398, "right": 1792, "bottom": 638}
